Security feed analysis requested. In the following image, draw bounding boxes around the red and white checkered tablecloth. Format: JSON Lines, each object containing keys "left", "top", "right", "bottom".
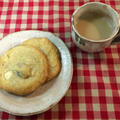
{"left": 0, "top": 0, "right": 120, "bottom": 119}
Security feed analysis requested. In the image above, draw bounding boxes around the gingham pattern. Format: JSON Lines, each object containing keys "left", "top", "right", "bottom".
{"left": 0, "top": 0, "right": 120, "bottom": 119}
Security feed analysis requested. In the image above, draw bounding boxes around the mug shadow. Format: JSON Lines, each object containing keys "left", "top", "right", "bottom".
{"left": 76, "top": 45, "right": 120, "bottom": 65}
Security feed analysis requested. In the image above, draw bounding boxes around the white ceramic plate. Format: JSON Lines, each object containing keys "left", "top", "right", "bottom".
{"left": 0, "top": 30, "right": 73, "bottom": 116}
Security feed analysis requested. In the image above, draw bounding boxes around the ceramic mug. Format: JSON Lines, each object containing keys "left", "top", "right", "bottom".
{"left": 71, "top": 2, "right": 120, "bottom": 53}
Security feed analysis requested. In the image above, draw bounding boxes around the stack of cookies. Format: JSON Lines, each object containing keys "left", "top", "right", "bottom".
{"left": 0, "top": 38, "right": 61, "bottom": 96}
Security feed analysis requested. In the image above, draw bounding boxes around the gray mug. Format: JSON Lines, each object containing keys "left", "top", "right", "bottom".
{"left": 71, "top": 2, "right": 120, "bottom": 53}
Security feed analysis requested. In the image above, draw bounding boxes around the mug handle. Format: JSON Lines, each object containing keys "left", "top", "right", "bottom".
{"left": 111, "top": 17, "right": 120, "bottom": 45}
{"left": 111, "top": 29, "right": 120, "bottom": 45}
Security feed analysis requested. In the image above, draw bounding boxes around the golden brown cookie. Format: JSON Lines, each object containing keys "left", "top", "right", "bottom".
{"left": 0, "top": 45, "right": 48, "bottom": 95}
{"left": 23, "top": 38, "right": 61, "bottom": 81}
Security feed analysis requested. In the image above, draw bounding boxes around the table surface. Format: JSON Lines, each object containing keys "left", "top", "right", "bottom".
{"left": 0, "top": 0, "right": 120, "bottom": 120}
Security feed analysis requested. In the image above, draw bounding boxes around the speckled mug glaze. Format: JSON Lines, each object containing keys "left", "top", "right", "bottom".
{"left": 71, "top": 2, "right": 120, "bottom": 53}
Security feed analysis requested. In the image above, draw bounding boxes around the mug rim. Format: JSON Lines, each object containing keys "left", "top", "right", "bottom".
{"left": 71, "top": 2, "right": 120, "bottom": 43}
